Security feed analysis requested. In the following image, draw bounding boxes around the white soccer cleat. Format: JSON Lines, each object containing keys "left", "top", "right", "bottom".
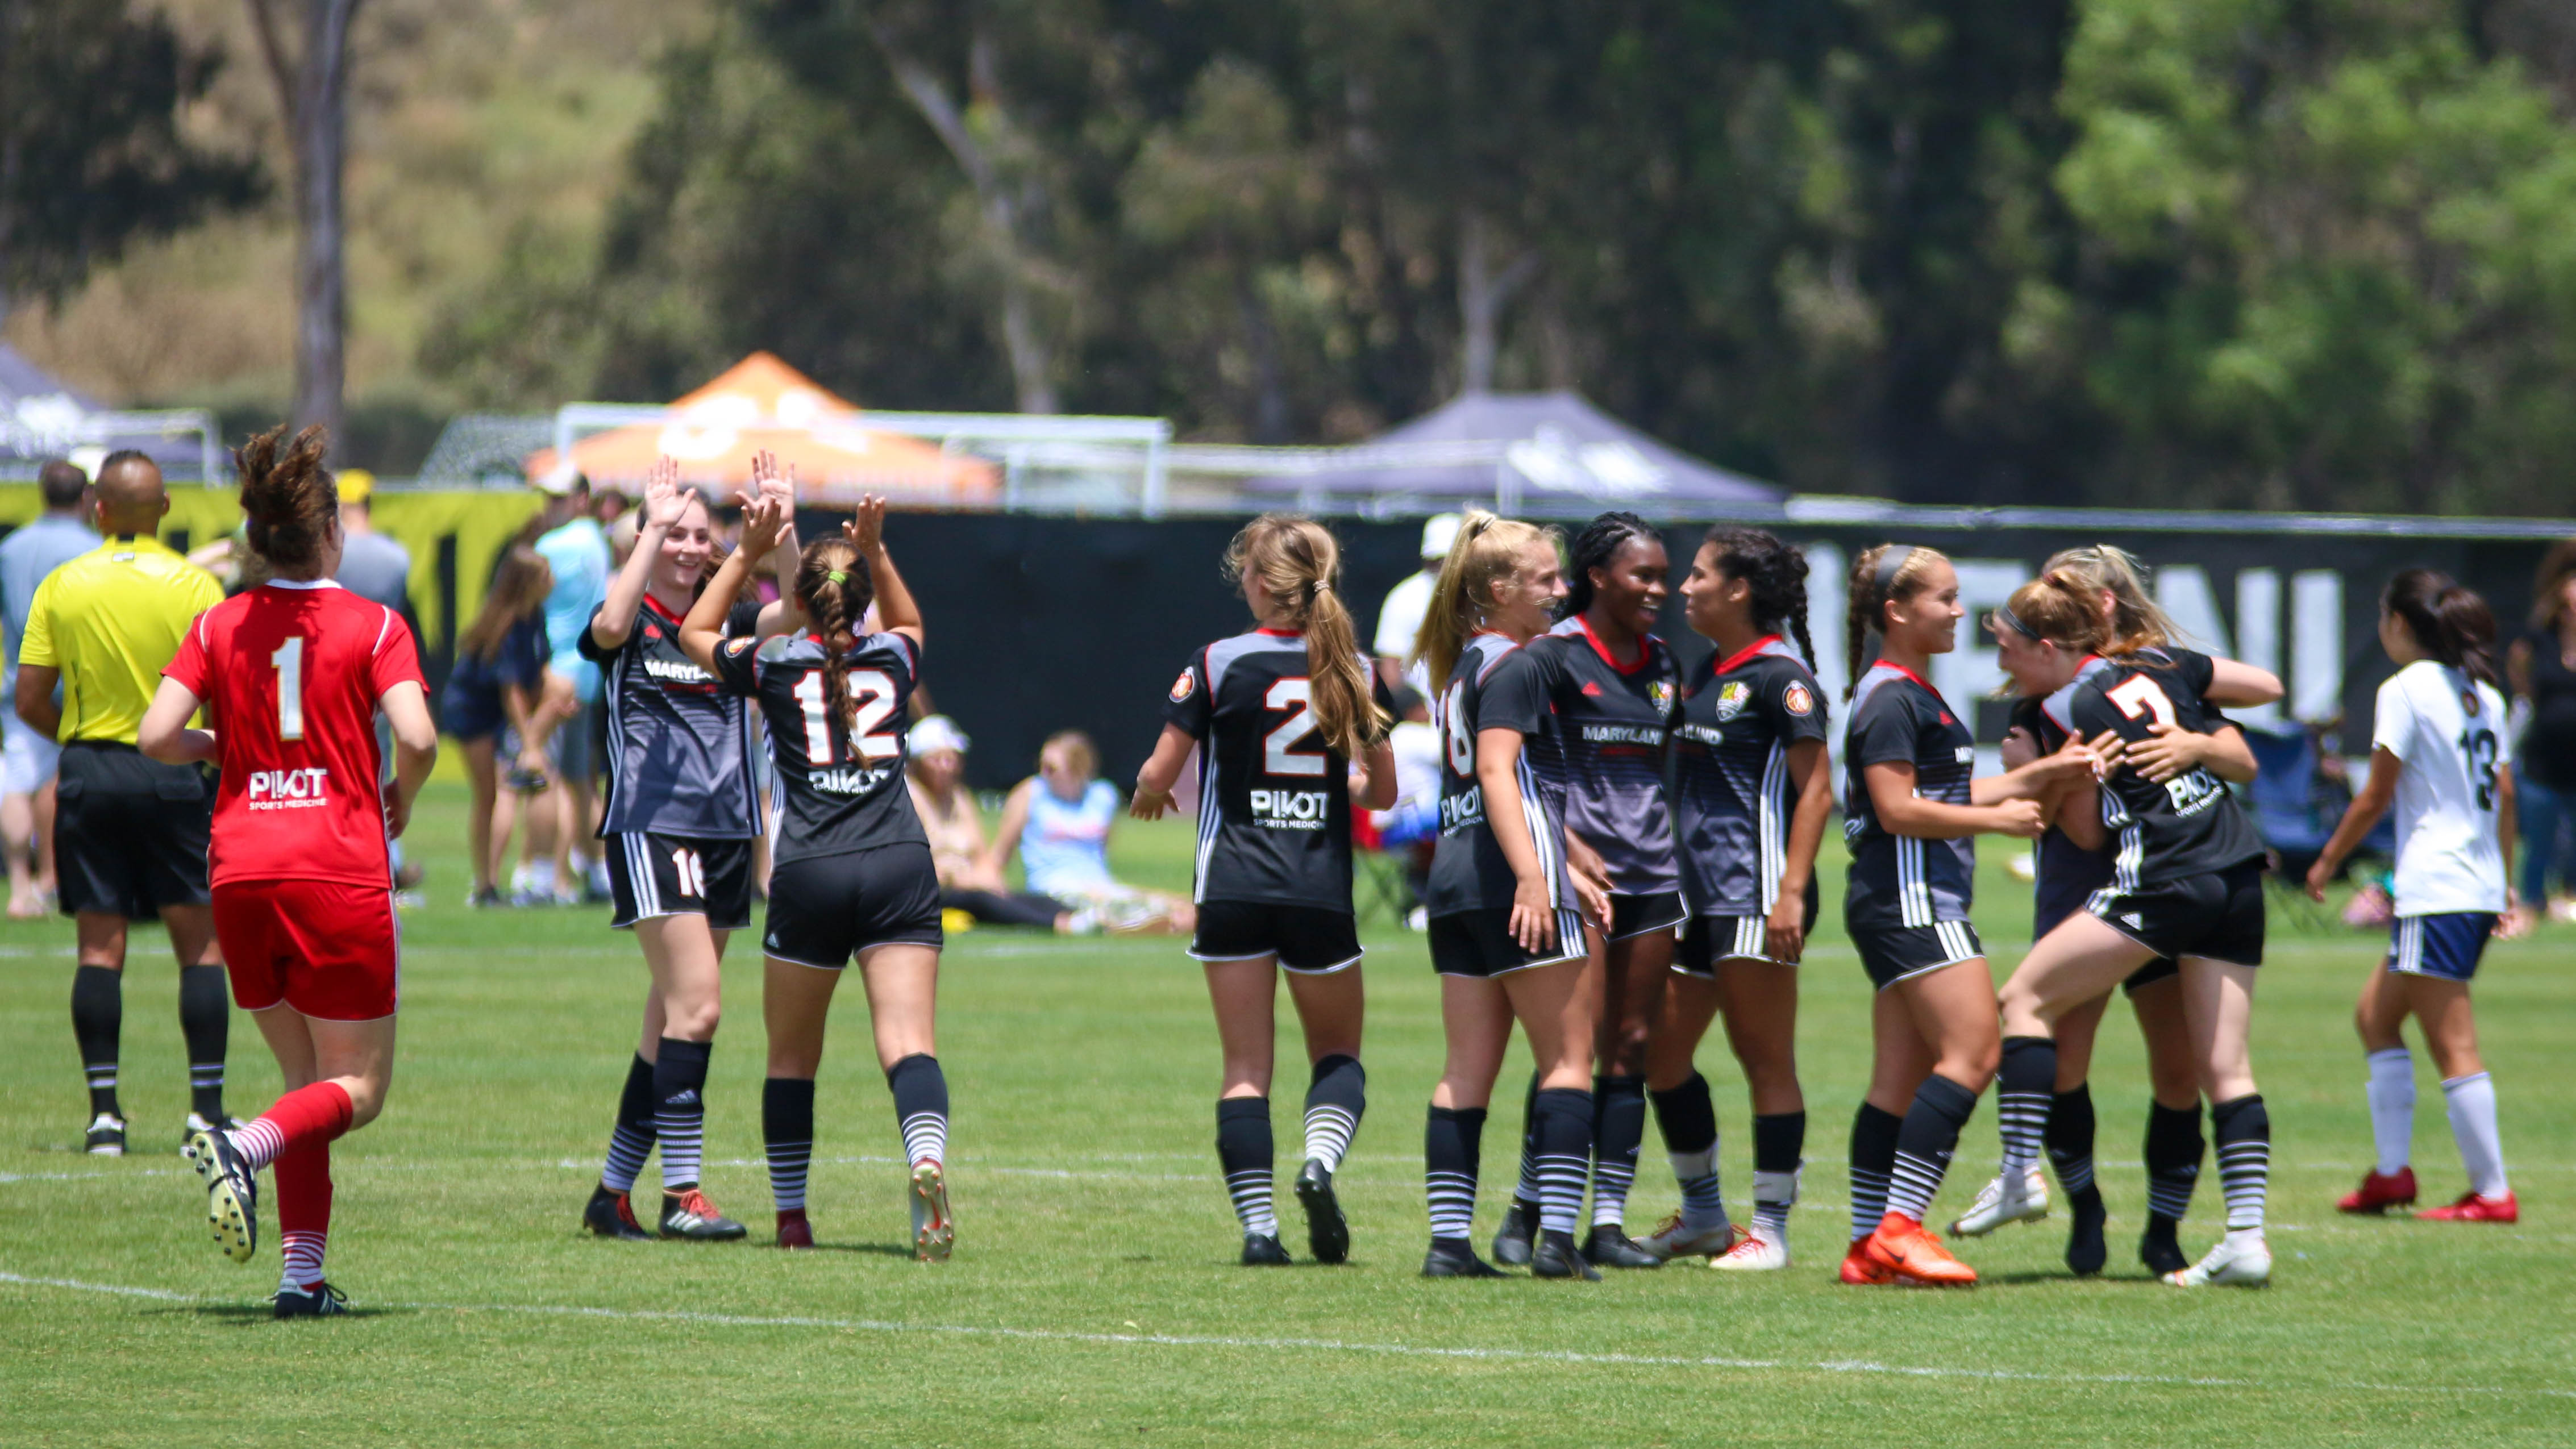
{"left": 1950, "top": 1163, "right": 2050, "bottom": 1237}
{"left": 2162, "top": 1233, "right": 2271, "bottom": 1288}
{"left": 1637, "top": 1213, "right": 1738, "bottom": 1263}
{"left": 1707, "top": 1230, "right": 1788, "bottom": 1271}
{"left": 910, "top": 1159, "right": 954, "bottom": 1263}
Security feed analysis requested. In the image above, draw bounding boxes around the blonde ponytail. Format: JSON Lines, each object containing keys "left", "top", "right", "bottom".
{"left": 1224, "top": 514, "right": 1388, "bottom": 760}
{"left": 1413, "top": 511, "right": 1555, "bottom": 694}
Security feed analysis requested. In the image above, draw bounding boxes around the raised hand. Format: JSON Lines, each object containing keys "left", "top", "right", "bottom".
{"left": 844, "top": 494, "right": 888, "bottom": 553}
{"left": 735, "top": 488, "right": 789, "bottom": 561}
{"left": 642, "top": 455, "right": 687, "bottom": 531}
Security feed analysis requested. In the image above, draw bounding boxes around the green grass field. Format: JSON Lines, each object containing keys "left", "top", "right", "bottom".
{"left": 3, "top": 784, "right": 2571, "bottom": 1446}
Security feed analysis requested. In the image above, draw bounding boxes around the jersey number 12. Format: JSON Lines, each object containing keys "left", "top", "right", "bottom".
{"left": 793, "top": 669, "right": 900, "bottom": 763}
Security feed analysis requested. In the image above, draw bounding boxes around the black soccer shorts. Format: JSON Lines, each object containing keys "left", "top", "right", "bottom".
{"left": 1189, "top": 901, "right": 1363, "bottom": 975}
{"left": 1428, "top": 905, "right": 1587, "bottom": 979}
{"left": 53, "top": 743, "right": 211, "bottom": 919}
{"left": 2087, "top": 859, "right": 2266, "bottom": 968}
{"left": 1849, "top": 919, "right": 1984, "bottom": 992}
{"left": 762, "top": 842, "right": 944, "bottom": 968}
{"left": 1605, "top": 890, "right": 1687, "bottom": 942}
{"left": 605, "top": 831, "right": 754, "bottom": 930}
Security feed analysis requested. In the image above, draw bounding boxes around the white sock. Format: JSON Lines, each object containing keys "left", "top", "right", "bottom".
{"left": 2441, "top": 1072, "right": 2509, "bottom": 1198}
{"left": 2365, "top": 1047, "right": 2415, "bottom": 1176}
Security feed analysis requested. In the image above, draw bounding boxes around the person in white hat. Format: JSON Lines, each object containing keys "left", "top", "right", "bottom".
{"left": 903, "top": 714, "right": 1085, "bottom": 932}
{"left": 1372, "top": 513, "right": 1462, "bottom": 698}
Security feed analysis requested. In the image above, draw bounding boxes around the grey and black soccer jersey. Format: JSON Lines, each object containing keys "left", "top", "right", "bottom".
{"left": 1160, "top": 629, "right": 1393, "bottom": 909}
{"left": 709, "top": 628, "right": 929, "bottom": 865}
{"left": 1425, "top": 633, "right": 1570, "bottom": 917}
{"left": 1480, "top": 617, "right": 1680, "bottom": 896}
{"left": 1673, "top": 635, "right": 1828, "bottom": 918}
{"left": 1842, "top": 661, "right": 1977, "bottom": 931}
{"left": 2041, "top": 651, "right": 2263, "bottom": 888}
{"left": 579, "top": 595, "right": 762, "bottom": 839}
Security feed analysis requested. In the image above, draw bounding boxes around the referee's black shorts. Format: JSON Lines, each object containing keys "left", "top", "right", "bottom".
{"left": 53, "top": 742, "right": 212, "bottom": 919}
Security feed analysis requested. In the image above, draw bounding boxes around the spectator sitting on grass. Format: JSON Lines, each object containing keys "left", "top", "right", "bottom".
{"left": 984, "top": 730, "right": 1193, "bottom": 935}
{"left": 905, "top": 715, "right": 1094, "bottom": 934}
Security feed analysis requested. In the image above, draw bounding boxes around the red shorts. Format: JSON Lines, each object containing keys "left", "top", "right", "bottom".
{"left": 213, "top": 879, "right": 400, "bottom": 1021}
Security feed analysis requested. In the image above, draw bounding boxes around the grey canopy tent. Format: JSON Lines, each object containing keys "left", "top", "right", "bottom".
{"left": 1234, "top": 390, "right": 1780, "bottom": 518}
{"left": 0, "top": 344, "right": 219, "bottom": 481}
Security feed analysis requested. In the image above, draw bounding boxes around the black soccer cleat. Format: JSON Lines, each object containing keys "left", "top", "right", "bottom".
{"left": 1293, "top": 1158, "right": 1349, "bottom": 1265}
{"left": 1580, "top": 1225, "right": 1664, "bottom": 1270}
{"left": 2140, "top": 1218, "right": 2190, "bottom": 1278}
{"left": 1241, "top": 1231, "right": 1293, "bottom": 1266}
{"left": 184, "top": 1126, "right": 258, "bottom": 1263}
{"left": 659, "top": 1188, "right": 749, "bottom": 1241}
{"left": 1421, "top": 1242, "right": 1507, "bottom": 1279}
{"left": 583, "top": 1185, "right": 655, "bottom": 1242}
{"left": 1491, "top": 1200, "right": 1538, "bottom": 1267}
{"left": 272, "top": 1281, "right": 349, "bottom": 1319}
{"left": 2065, "top": 1188, "right": 2108, "bottom": 1277}
{"left": 1531, "top": 1229, "right": 1602, "bottom": 1281}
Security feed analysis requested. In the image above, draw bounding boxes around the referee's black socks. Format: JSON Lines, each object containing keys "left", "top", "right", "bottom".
{"left": 72, "top": 965, "right": 120, "bottom": 1118}
{"left": 1216, "top": 1097, "right": 1277, "bottom": 1239}
{"left": 178, "top": 964, "right": 228, "bottom": 1122}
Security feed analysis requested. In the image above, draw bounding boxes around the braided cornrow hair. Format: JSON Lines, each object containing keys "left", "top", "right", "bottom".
{"left": 1560, "top": 510, "right": 1660, "bottom": 622}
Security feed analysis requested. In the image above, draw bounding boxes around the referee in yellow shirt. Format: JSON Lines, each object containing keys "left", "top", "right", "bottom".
{"left": 15, "top": 450, "right": 232, "bottom": 1157}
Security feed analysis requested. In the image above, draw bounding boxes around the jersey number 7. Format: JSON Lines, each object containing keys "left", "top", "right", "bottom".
{"left": 2104, "top": 673, "right": 2178, "bottom": 731}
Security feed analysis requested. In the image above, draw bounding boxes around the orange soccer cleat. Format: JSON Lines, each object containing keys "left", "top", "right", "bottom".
{"left": 2418, "top": 1190, "right": 2517, "bottom": 1224}
{"left": 1865, "top": 1213, "right": 1978, "bottom": 1286}
{"left": 2336, "top": 1167, "right": 2417, "bottom": 1214}
{"left": 1840, "top": 1238, "right": 1896, "bottom": 1285}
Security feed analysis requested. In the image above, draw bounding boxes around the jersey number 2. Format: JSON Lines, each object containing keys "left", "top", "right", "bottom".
{"left": 1264, "top": 677, "right": 1326, "bottom": 777}
{"left": 272, "top": 638, "right": 306, "bottom": 742}
{"left": 793, "top": 669, "right": 900, "bottom": 763}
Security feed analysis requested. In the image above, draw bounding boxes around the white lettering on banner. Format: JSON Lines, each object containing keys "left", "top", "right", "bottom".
{"left": 1249, "top": 788, "right": 1331, "bottom": 830}
{"left": 2233, "top": 570, "right": 2284, "bottom": 731}
{"left": 1930, "top": 560, "right": 2029, "bottom": 717}
{"left": 2291, "top": 571, "right": 2344, "bottom": 724}
{"left": 245, "top": 767, "right": 331, "bottom": 810}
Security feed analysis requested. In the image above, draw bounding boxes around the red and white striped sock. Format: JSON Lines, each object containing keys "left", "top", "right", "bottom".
{"left": 279, "top": 1231, "right": 327, "bottom": 1290}
{"left": 227, "top": 1081, "right": 355, "bottom": 1171}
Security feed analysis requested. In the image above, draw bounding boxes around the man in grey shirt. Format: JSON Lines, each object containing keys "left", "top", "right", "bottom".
{"left": 0, "top": 459, "right": 99, "bottom": 918}
{"left": 331, "top": 469, "right": 414, "bottom": 613}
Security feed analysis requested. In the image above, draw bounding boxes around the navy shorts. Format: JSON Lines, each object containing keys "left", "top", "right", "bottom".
{"left": 2388, "top": 912, "right": 2496, "bottom": 982}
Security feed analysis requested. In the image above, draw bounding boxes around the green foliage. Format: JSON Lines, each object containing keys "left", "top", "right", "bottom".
{"left": 0, "top": 0, "right": 263, "bottom": 307}
{"left": 422, "top": 0, "right": 2576, "bottom": 513}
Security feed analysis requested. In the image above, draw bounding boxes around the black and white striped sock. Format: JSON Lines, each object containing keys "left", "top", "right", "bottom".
{"left": 1887, "top": 1075, "right": 1979, "bottom": 1224}
{"left": 1752, "top": 1111, "right": 1805, "bottom": 1242}
{"left": 1996, "top": 1036, "right": 2054, "bottom": 1177}
{"left": 888, "top": 1054, "right": 949, "bottom": 1167}
{"left": 1649, "top": 1073, "right": 1727, "bottom": 1233}
{"left": 2144, "top": 1100, "right": 2204, "bottom": 1227}
{"left": 178, "top": 964, "right": 228, "bottom": 1122}
{"left": 652, "top": 1037, "right": 712, "bottom": 1193}
{"left": 763, "top": 1076, "right": 815, "bottom": 1213}
{"left": 601, "top": 1053, "right": 658, "bottom": 1194}
{"left": 1512, "top": 1073, "right": 1542, "bottom": 1216}
{"left": 2212, "top": 1093, "right": 2270, "bottom": 1234}
{"left": 1216, "top": 1097, "right": 1276, "bottom": 1237}
{"left": 1530, "top": 1088, "right": 1595, "bottom": 1236}
{"left": 71, "top": 964, "right": 120, "bottom": 1118}
{"left": 1847, "top": 1103, "right": 1902, "bottom": 1241}
{"left": 1588, "top": 1075, "right": 1649, "bottom": 1230}
{"left": 1424, "top": 1104, "right": 1485, "bottom": 1246}
{"left": 1302, "top": 1055, "right": 1365, "bottom": 1173}
{"left": 2045, "top": 1085, "right": 2097, "bottom": 1195}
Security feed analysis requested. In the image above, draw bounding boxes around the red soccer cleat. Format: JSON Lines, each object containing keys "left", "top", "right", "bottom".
{"left": 1865, "top": 1213, "right": 1978, "bottom": 1286}
{"left": 2336, "top": 1167, "right": 2418, "bottom": 1214}
{"left": 1840, "top": 1238, "right": 1895, "bottom": 1285}
{"left": 2419, "top": 1190, "right": 2518, "bottom": 1224}
{"left": 776, "top": 1208, "right": 814, "bottom": 1249}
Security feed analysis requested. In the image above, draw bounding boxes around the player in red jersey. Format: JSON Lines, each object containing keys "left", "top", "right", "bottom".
{"left": 140, "top": 425, "right": 438, "bottom": 1319}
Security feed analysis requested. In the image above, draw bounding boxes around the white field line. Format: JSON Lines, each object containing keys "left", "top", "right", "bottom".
{"left": 2, "top": 1269, "right": 2570, "bottom": 1402}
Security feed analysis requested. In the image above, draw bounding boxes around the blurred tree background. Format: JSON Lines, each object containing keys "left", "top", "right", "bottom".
{"left": 12, "top": 0, "right": 2576, "bottom": 513}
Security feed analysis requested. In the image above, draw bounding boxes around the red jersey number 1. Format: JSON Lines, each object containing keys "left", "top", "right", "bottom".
{"left": 272, "top": 638, "right": 306, "bottom": 742}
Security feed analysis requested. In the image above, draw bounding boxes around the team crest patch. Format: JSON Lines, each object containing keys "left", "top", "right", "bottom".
{"left": 2462, "top": 689, "right": 2482, "bottom": 717}
{"left": 1169, "top": 670, "right": 1196, "bottom": 702}
{"left": 1783, "top": 682, "right": 1815, "bottom": 717}
{"left": 1650, "top": 680, "right": 1676, "bottom": 714}
{"left": 722, "top": 637, "right": 755, "bottom": 657}
{"left": 1714, "top": 681, "right": 1751, "bottom": 721}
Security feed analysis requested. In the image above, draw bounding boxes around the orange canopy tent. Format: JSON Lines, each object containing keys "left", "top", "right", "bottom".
{"left": 524, "top": 352, "right": 999, "bottom": 506}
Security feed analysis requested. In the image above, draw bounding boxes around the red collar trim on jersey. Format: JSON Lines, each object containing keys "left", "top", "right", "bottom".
{"left": 1870, "top": 659, "right": 1941, "bottom": 697}
{"left": 1254, "top": 627, "right": 1302, "bottom": 639}
{"left": 1574, "top": 615, "right": 1654, "bottom": 675}
{"left": 1712, "top": 634, "right": 1783, "bottom": 677}
{"left": 642, "top": 593, "right": 685, "bottom": 626}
